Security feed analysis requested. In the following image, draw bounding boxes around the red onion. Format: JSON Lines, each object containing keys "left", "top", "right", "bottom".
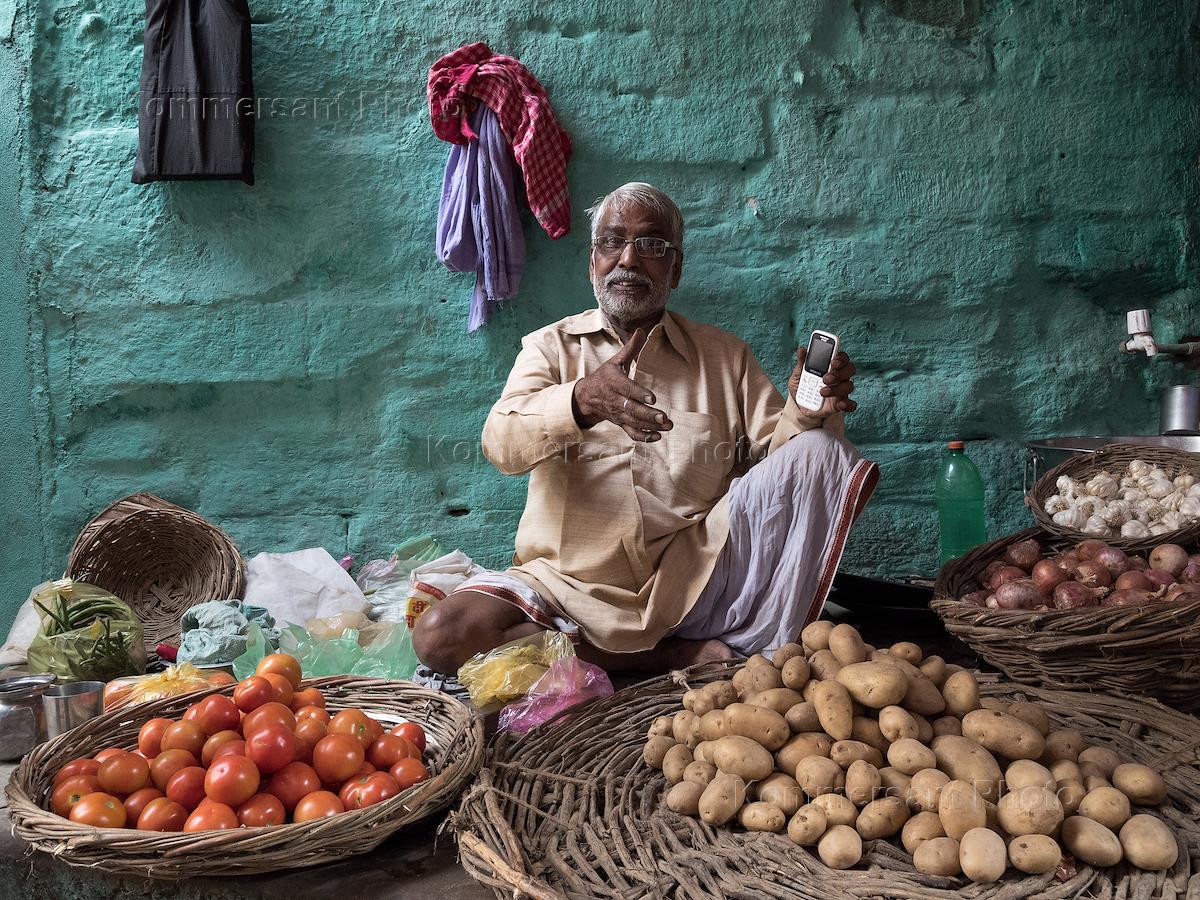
{"left": 981, "top": 560, "right": 1007, "bottom": 584}
{"left": 1031, "top": 559, "right": 1069, "bottom": 596}
{"left": 993, "top": 580, "right": 1043, "bottom": 610}
{"left": 987, "top": 565, "right": 1028, "bottom": 591}
{"left": 1166, "top": 584, "right": 1200, "bottom": 603}
{"left": 1179, "top": 562, "right": 1200, "bottom": 585}
{"left": 1077, "top": 540, "right": 1110, "bottom": 560}
{"left": 1004, "top": 539, "right": 1042, "bottom": 572}
{"left": 1054, "top": 581, "right": 1098, "bottom": 610}
{"left": 1092, "top": 546, "right": 1129, "bottom": 576}
{"left": 1103, "top": 589, "right": 1153, "bottom": 607}
{"left": 1126, "top": 556, "right": 1149, "bottom": 571}
{"left": 1149, "top": 543, "right": 1189, "bottom": 577}
{"left": 1074, "top": 561, "right": 1113, "bottom": 589}
{"left": 1190, "top": 552, "right": 1200, "bottom": 567}
{"left": 959, "top": 590, "right": 989, "bottom": 607}
{"left": 1114, "top": 570, "right": 1153, "bottom": 592}
{"left": 1145, "top": 569, "right": 1176, "bottom": 589}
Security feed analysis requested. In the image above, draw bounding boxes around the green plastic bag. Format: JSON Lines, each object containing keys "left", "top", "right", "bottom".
{"left": 233, "top": 620, "right": 420, "bottom": 681}
{"left": 26, "top": 579, "right": 146, "bottom": 682}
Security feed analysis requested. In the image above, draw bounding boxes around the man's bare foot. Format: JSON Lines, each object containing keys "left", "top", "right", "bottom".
{"left": 669, "top": 637, "right": 737, "bottom": 667}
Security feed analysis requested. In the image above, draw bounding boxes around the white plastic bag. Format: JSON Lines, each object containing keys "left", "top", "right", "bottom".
{"left": 243, "top": 548, "right": 367, "bottom": 626}
{"left": 394, "top": 550, "right": 486, "bottom": 628}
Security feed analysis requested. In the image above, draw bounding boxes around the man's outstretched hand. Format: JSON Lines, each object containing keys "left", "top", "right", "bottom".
{"left": 572, "top": 328, "right": 674, "bottom": 442}
{"left": 789, "top": 348, "right": 858, "bottom": 418}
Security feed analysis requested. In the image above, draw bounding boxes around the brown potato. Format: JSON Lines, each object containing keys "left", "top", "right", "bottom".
{"left": 785, "top": 701, "right": 821, "bottom": 734}
{"left": 672, "top": 711, "right": 696, "bottom": 745}
{"left": 911, "top": 713, "right": 935, "bottom": 744}
{"left": 684, "top": 689, "right": 715, "bottom": 716}
{"left": 997, "top": 786, "right": 1064, "bottom": 837}
{"left": 754, "top": 772, "right": 803, "bottom": 816}
{"left": 888, "top": 738, "right": 937, "bottom": 776}
{"left": 828, "top": 624, "right": 868, "bottom": 665}
{"left": 959, "top": 827, "right": 1007, "bottom": 884}
{"left": 879, "top": 706, "right": 919, "bottom": 742}
{"left": 845, "top": 759, "right": 881, "bottom": 807}
{"left": 1057, "top": 780, "right": 1087, "bottom": 817}
{"left": 1112, "top": 763, "right": 1168, "bottom": 805}
{"left": 781, "top": 656, "right": 811, "bottom": 691}
{"left": 808, "top": 649, "right": 843, "bottom": 681}
{"left": 745, "top": 688, "right": 805, "bottom": 717}
{"left": 1119, "top": 814, "right": 1178, "bottom": 871}
{"left": 1007, "top": 701, "right": 1051, "bottom": 737}
{"left": 856, "top": 796, "right": 910, "bottom": 839}
{"left": 795, "top": 756, "right": 845, "bottom": 799}
{"left": 1061, "top": 815, "right": 1123, "bottom": 866}
{"left": 914, "top": 836, "right": 961, "bottom": 877}
{"left": 879, "top": 654, "right": 947, "bottom": 716}
{"left": 931, "top": 716, "right": 962, "bottom": 738}
{"left": 878, "top": 766, "right": 913, "bottom": 799}
{"left": 1005, "top": 760, "right": 1056, "bottom": 793}
{"left": 831, "top": 740, "right": 884, "bottom": 769}
{"left": 644, "top": 736, "right": 677, "bottom": 769}
{"left": 851, "top": 716, "right": 890, "bottom": 755}
{"left": 746, "top": 653, "right": 774, "bottom": 668}
{"left": 836, "top": 662, "right": 909, "bottom": 709}
{"left": 705, "top": 681, "right": 738, "bottom": 710}
{"left": 889, "top": 641, "right": 923, "bottom": 665}
{"left": 942, "top": 670, "right": 982, "bottom": 718}
{"left": 919, "top": 655, "right": 947, "bottom": 687}
{"left": 811, "top": 680, "right": 854, "bottom": 741}
{"left": 817, "top": 824, "right": 863, "bottom": 869}
{"left": 683, "top": 760, "right": 717, "bottom": 785}
{"left": 786, "top": 803, "right": 828, "bottom": 846}
{"left": 1040, "top": 729, "right": 1086, "bottom": 764}
{"left": 712, "top": 735, "right": 774, "bottom": 781}
{"left": 938, "top": 779, "right": 988, "bottom": 840}
{"left": 693, "top": 741, "right": 715, "bottom": 765}
{"left": 811, "top": 792, "right": 858, "bottom": 827}
{"left": 775, "top": 732, "right": 833, "bottom": 777}
{"left": 1078, "top": 785, "right": 1131, "bottom": 830}
{"left": 723, "top": 703, "right": 790, "bottom": 751}
{"left": 902, "top": 809, "right": 947, "bottom": 853}
{"left": 908, "top": 768, "right": 950, "bottom": 813}
{"left": 1008, "top": 833, "right": 1062, "bottom": 874}
{"left": 1077, "top": 746, "right": 1121, "bottom": 779}
{"left": 666, "top": 780, "right": 706, "bottom": 815}
{"left": 962, "top": 709, "right": 1046, "bottom": 761}
{"left": 662, "top": 744, "right": 694, "bottom": 784}
{"left": 931, "top": 735, "right": 1003, "bottom": 803}
{"left": 699, "top": 773, "right": 747, "bottom": 826}
{"left": 772, "top": 643, "right": 805, "bottom": 669}
{"left": 739, "top": 801, "right": 786, "bottom": 833}
{"left": 698, "top": 709, "right": 729, "bottom": 742}
{"left": 648, "top": 716, "right": 674, "bottom": 738}
{"left": 801, "top": 620, "right": 835, "bottom": 653}
{"left": 733, "top": 663, "right": 784, "bottom": 697}
{"left": 1049, "top": 759, "right": 1082, "bottom": 783}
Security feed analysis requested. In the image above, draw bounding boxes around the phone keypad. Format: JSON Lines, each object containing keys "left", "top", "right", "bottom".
{"left": 796, "top": 376, "right": 824, "bottom": 412}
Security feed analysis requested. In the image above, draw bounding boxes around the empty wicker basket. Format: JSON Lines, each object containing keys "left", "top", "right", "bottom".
{"left": 66, "top": 493, "right": 244, "bottom": 648}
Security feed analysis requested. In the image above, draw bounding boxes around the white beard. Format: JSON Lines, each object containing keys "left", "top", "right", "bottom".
{"left": 592, "top": 272, "right": 669, "bottom": 321}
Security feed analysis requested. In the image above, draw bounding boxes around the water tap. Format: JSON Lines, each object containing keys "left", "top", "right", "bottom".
{"left": 1121, "top": 309, "right": 1157, "bottom": 357}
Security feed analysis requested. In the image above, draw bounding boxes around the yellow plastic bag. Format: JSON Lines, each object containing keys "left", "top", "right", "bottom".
{"left": 103, "top": 663, "right": 224, "bottom": 711}
{"left": 457, "top": 630, "right": 574, "bottom": 711}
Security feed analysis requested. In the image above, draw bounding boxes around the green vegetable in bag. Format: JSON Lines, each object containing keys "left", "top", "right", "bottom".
{"left": 25, "top": 579, "right": 146, "bottom": 682}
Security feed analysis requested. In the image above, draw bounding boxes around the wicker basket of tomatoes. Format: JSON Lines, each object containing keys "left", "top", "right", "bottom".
{"left": 4, "top": 654, "right": 484, "bottom": 878}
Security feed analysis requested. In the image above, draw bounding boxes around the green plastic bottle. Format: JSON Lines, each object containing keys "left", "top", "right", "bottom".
{"left": 936, "top": 440, "right": 987, "bottom": 566}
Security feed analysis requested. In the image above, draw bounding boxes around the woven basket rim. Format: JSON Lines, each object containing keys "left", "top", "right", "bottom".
{"left": 453, "top": 662, "right": 1200, "bottom": 899}
{"left": 6, "top": 675, "right": 483, "bottom": 878}
{"left": 1028, "top": 442, "right": 1200, "bottom": 550}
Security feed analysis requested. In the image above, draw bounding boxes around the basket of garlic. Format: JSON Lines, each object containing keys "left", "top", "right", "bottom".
{"left": 933, "top": 527, "right": 1200, "bottom": 711}
{"left": 1028, "top": 444, "right": 1200, "bottom": 550}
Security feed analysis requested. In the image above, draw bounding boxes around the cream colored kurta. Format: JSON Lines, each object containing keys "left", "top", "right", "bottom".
{"left": 481, "top": 306, "right": 836, "bottom": 653}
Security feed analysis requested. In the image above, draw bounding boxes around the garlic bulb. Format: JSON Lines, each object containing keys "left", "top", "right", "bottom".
{"left": 1083, "top": 515, "right": 1111, "bottom": 537}
{"left": 1075, "top": 496, "right": 1102, "bottom": 517}
{"left": 1189, "top": 483, "right": 1200, "bottom": 500}
{"left": 1121, "top": 519, "right": 1151, "bottom": 538}
{"left": 1053, "top": 508, "right": 1088, "bottom": 530}
{"left": 1179, "top": 496, "right": 1200, "bottom": 519}
{"left": 1056, "top": 475, "right": 1077, "bottom": 496}
{"left": 1044, "top": 494, "right": 1071, "bottom": 515}
{"left": 1161, "top": 511, "right": 1187, "bottom": 530}
{"left": 1175, "top": 473, "right": 1196, "bottom": 491}
{"left": 1145, "top": 478, "right": 1174, "bottom": 500}
{"left": 1101, "top": 499, "right": 1131, "bottom": 527}
{"left": 1161, "top": 491, "right": 1184, "bottom": 512}
{"left": 1120, "top": 487, "right": 1146, "bottom": 503}
{"left": 1151, "top": 523, "right": 1172, "bottom": 536}
{"left": 1129, "top": 459, "right": 1152, "bottom": 478}
{"left": 1085, "top": 472, "right": 1119, "bottom": 500}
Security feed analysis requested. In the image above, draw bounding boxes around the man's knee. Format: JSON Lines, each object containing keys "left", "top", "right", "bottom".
{"left": 412, "top": 603, "right": 467, "bottom": 675}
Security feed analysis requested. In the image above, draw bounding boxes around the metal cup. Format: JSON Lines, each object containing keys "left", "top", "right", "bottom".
{"left": 43, "top": 681, "right": 105, "bottom": 739}
{"left": 1161, "top": 385, "right": 1200, "bottom": 435}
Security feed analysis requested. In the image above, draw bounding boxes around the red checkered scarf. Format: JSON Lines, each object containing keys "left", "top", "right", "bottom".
{"left": 428, "top": 43, "right": 573, "bottom": 240}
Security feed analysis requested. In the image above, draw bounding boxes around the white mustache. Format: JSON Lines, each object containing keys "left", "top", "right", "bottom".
{"left": 606, "top": 272, "right": 653, "bottom": 288}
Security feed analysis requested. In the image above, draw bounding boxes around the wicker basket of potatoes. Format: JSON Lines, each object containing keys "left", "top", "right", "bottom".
{"left": 645, "top": 622, "right": 1180, "bottom": 885}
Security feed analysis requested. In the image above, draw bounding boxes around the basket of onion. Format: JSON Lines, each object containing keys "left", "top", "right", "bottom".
{"left": 933, "top": 528, "right": 1200, "bottom": 712}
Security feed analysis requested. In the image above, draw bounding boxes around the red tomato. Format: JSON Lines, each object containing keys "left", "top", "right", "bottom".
{"left": 97, "top": 752, "right": 150, "bottom": 795}
{"left": 367, "top": 734, "right": 418, "bottom": 770}
{"left": 204, "top": 755, "right": 260, "bottom": 807}
{"left": 123, "top": 787, "right": 164, "bottom": 822}
{"left": 389, "top": 758, "right": 430, "bottom": 791}
{"left": 139, "top": 721, "right": 171, "bottom": 759}
{"left": 390, "top": 722, "right": 427, "bottom": 755}
{"left": 312, "top": 734, "right": 364, "bottom": 784}
{"left": 293, "top": 790, "right": 344, "bottom": 823}
{"left": 136, "top": 797, "right": 188, "bottom": 831}
{"left": 339, "top": 772, "right": 401, "bottom": 810}
{"left": 206, "top": 671, "right": 237, "bottom": 687}
{"left": 51, "top": 775, "right": 101, "bottom": 817}
{"left": 294, "top": 717, "right": 327, "bottom": 757}
{"left": 265, "top": 762, "right": 321, "bottom": 813}
{"left": 201, "top": 729, "right": 242, "bottom": 767}
{"left": 184, "top": 800, "right": 238, "bottom": 831}
{"left": 364, "top": 717, "right": 385, "bottom": 745}
{"left": 256, "top": 653, "right": 303, "bottom": 690}
{"left": 291, "top": 688, "right": 325, "bottom": 711}
{"left": 69, "top": 792, "right": 126, "bottom": 828}
{"left": 233, "top": 676, "right": 276, "bottom": 713}
{"left": 93, "top": 748, "right": 126, "bottom": 764}
{"left": 193, "top": 695, "right": 241, "bottom": 736}
{"left": 182, "top": 704, "right": 201, "bottom": 722}
{"left": 328, "top": 710, "right": 373, "bottom": 750}
{"left": 351, "top": 760, "right": 376, "bottom": 779}
{"left": 260, "top": 673, "right": 295, "bottom": 708}
{"left": 212, "top": 739, "right": 247, "bottom": 761}
{"left": 150, "top": 749, "right": 199, "bottom": 792}
{"left": 246, "top": 723, "right": 298, "bottom": 775}
{"left": 160, "top": 720, "right": 206, "bottom": 757}
{"left": 242, "top": 701, "right": 296, "bottom": 736}
{"left": 165, "top": 766, "right": 207, "bottom": 811}
{"left": 54, "top": 758, "right": 100, "bottom": 785}
{"left": 295, "top": 705, "right": 330, "bottom": 725}
{"left": 236, "top": 792, "right": 285, "bottom": 827}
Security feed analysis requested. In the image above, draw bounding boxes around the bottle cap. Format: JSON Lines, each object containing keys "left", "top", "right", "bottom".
{"left": 947, "top": 440, "right": 965, "bottom": 450}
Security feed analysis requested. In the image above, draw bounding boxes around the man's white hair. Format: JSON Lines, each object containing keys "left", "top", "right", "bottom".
{"left": 587, "top": 182, "right": 684, "bottom": 251}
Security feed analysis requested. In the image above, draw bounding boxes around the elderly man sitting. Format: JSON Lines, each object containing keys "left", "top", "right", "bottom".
{"left": 414, "top": 183, "right": 877, "bottom": 675}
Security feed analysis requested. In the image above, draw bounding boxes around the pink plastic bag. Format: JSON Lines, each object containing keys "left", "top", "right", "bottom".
{"left": 497, "top": 656, "right": 614, "bottom": 733}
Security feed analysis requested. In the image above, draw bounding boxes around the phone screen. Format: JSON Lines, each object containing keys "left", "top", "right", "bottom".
{"left": 805, "top": 333, "right": 836, "bottom": 375}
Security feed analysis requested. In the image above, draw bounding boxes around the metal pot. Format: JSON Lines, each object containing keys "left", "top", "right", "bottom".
{"left": 0, "top": 675, "right": 56, "bottom": 761}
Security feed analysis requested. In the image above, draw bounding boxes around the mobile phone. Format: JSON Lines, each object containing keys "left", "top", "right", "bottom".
{"left": 794, "top": 330, "right": 840, "bottom": 413}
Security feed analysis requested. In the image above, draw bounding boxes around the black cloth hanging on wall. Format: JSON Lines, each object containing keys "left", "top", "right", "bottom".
{"left": 132, "top": 0, "right": 255, "bottom": 185}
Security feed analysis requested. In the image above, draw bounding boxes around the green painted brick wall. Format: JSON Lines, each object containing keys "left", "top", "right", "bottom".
{"left": 3, "top": 0, "right": 1198, "bottom": 631}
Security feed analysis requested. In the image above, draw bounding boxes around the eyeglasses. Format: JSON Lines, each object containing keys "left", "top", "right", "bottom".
{"left": 592, "top": 235, "right": 679, "bottom": 259}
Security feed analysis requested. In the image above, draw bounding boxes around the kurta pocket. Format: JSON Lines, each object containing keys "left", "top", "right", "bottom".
{"left": 662, "top": 411, "right": 733, "bottom": 506}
